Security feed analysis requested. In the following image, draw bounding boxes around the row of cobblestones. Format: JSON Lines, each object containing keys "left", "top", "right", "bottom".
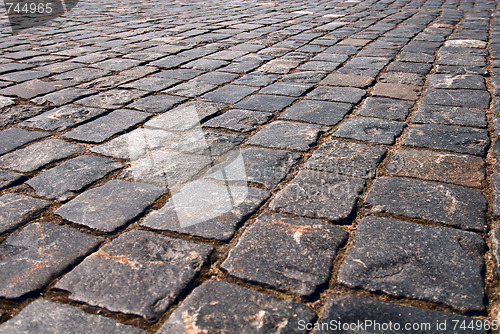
{"left": 0, "top": 0, "right": 499, "bottom": 332}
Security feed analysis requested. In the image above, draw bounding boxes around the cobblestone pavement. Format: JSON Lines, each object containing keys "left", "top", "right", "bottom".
{"left": 1, "top": 0, "right": 500, "bottom": 332}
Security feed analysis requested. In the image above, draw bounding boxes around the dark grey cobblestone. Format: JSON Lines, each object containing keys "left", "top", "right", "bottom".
{"left": 0, "top": 300, "right": 146, "bottom": 334}
{"left": 158, "top": 280, "right": 315, "bottom": 333}
{"left": 233, "top": 94, "right": 295, "bottom": 112}
{"left": 0, "top": 139, "right": 84, "bottom": 173}
{"left": 248, "top": 121, "right": 326, "bottom": 151}
{"left": 305, "top": 140, "right": 386, "bottom": 179}
{"left": 338, "top": 216, "right": 485, "bottom": 312}
{"left": 0, "top": 128, "right": 48, "bottom": 155}
{"left": 306, "top": 86, "right": 365, "bottom": 104}
{"left": 0, "top": 193, "right": 50, "bottom": 234}
{"left": 412, "top": 104, "right": 487, "bottom": 128}
{"left": 0, "top": 0, "right": 497, "bottom": 330}
{"left": 204, "top": 109, "right": 273, "bottom": 132}
{"left": 0, "top": 170, "right": 23, "bottom": 190}
{"left": 0, "top": 222, "right": 102, "bottom": 299}
{"left": 357, "top": 97, "right": 413, "bottom": 121}
{"left": 26, "top": 156, "right": 122, "bottom": 201}
{"left": 403, "top": 124, "right": 489, "bottom": 156}
{"left": 279, "top": 100, "right": 351, "bottom": 126}
{"left": 19, "top": 105, "right": 108, "bottom": 131}
{"left": 365, "top": 177, "right": 487, "bottom": 232}
{"left": 333, "top": 117, "right": 405, "bottom": 145}
{"left": 55, "top": 180, "right": 163, "bottom": 232}
{"left": 141, "top": 186, "right": 270, "bottom": 241}
{"left": 222, "top": 213, "right": 347, "bottom": 296}
{"left": 55, "top": 230, "right": 212, "bottom": 320}
{"left": 62, "top": 109, "right": 149, "bottom": 143}
{"left": 270, "top": 170, "right": 364, "bottom": 222}
{"left": 318, "top": 293, "right": 487, "bottom": 334}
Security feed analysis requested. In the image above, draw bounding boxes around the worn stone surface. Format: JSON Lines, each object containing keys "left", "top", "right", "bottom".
{"left": 338, "top": 216, "right": 486, "bottom": 312}
{"left": 428, "top": 74, "right": 486, "bottom": 90}
{"left": 222, "top": 213, "right": 348, "bottom": 296}
{"left": 159, "top": 280, "right": 315, "bottom": 333}
{"left": 403, "top": 124, "right": 489, "bottom": 156}
{"left": 19, "top": 105, "right": 108, "bottom": 131}
{"left": 305, "top": 140, "right": 386, "bottom": 179}
{"left": 167, "top": 129, "right": 245, "bottom": 156}
{"left": 357, "top": 97, "right": 413, "bottom": 121}
{"left": 318, "top": 293, "right": 487, "bottom": 334}
{"left": 141, "top": 185, "right": 270, "bottom": 241}
{"left": 0, "top": 193, "right": 50, "bottom": 234}
{"left": 32, "top": 88, "right": 96, "bottom": 106}
{"left": 0, "top": 300, "right": 145, "bottom": 334}
{"left": 55, "top": 180, "right": 163, "bottom": 232}
{"left": 386, "top": 148, "right": 485, "bottom": 188}
{"left": 90, "top": 127, "right": 179, "bottom": 160}
{"left": 208, "top": 147, "right": 301, "bottom": 189}
{"left": 121, "top": 151, "right": 212, "bottom": 188}
{"left": 248, "top": 121, "right": 326, "bottom": 151}
{"left": 76, "top": 89, "right": 146, "bottom": 109}
{"left": 423, "top": 88, "right": 490, "bottom": 109}
{"left": 0, "top": 170, "right": 23, "bottom": 190}
{"left": 0, "top": 222, "right": 102, "bottom": 299}
{"left": 62, "top": 109, "right": 149, "bottom": 143}
{"left": 412, "top": 104, "right": 487, "bottom": 127}
{"left": 204, "top": 109, "right": 272, "bottom": 132}
{"left": 27, "top": 156, "right": 122, "bottom": 201}
{"left": 279, "top": 100, "right": 351, "bottom": 126}
{"left": 0, "top": 139, "right": 84, "bottom": 173}
{"left": 127, "top": 94, "right": 185, "bottom": 113}
{"left": 306, "top": 86, "right": 365, "bottom": 104}
{"left": 233, "top": 94, "right": 295, "bottom": 112}
{"left": 334, "top": 117, "right": 405, "bottom": 145}
{"left": 55, "top": 230, "right": 212, "bottom": 320}
{"left": 0, "top": 128, "right": 48, "bottom": 155}
{"left": 201, "top": 84, "right": 259, "bottom": 103}
{"left": 365, "top": 177, "right": 487, "bottom": 231}
{"left": 270, "top": 170, "right": 364, "bottom": 222}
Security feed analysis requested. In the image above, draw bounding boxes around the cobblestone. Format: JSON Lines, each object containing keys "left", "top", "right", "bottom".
{"left": 0, "top": 194, "right": 50, "bottom": 234}
{"left": 403, "top": 124, "right": 489, "bottom": 156}
{"left": 26, "top": 156, "right": 122, "bottom": 201}
{"left": 55, "top": 180, "right": 163, "bottom": 232}
{"left": 0, "top": 128, "right": 48, "bottom": 155}
{"left": 222, "top": 213, "right": 347, "bottom": 296}
{"left": 357, "top": 97, "right": 413, "bottom": 121}
{"left": 305, "top": 140, "right": 386, "bottom": 179}
{"left": 333, "top": 117, "right": 405, "bottom": 145}
{"left": 204, "top": 109, "right": 273, "bottom": 132}
{"left": 158, "top": 280, "right": 314, "bottom": 333}
{"left": 19, "top": 105, "right": 107, "bottom": 131}
{"left": 338, "top": 216, "right": 485, "bottom": 312}
{"left": 279, "top": 100, "right": 351, "bottom": 126}
{"left": 141, "top": 185, "right": 270, "bottom": 241}
{"left": 270, "top": 170, "right": 364, "bottom": 222}
{"left": 0, "top": 139, "right": 84, "bottom": 173}
{"left": 55, "top": 230, "right": 212, "bottom": 320}
{"left": 62, "top": 109, "right": 149, "bottom": 143}
{"left": 318, "top": 294, "right": 486, "bottom": 334}
{"left": 0, "top": 300, "right": 145, "bottom": 334}
{"left": 365, "top": 177, "right": 487, "bottom": 232}
{"left": 0, "top": 222, "right": 102, "bottom": 299}
{"left": 248, "top": 121, "right": 326, "bottom": 151}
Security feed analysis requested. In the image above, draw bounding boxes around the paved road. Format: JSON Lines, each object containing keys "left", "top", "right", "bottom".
{"left": 0, "top": 0, "right": 499, "bottom": 332}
